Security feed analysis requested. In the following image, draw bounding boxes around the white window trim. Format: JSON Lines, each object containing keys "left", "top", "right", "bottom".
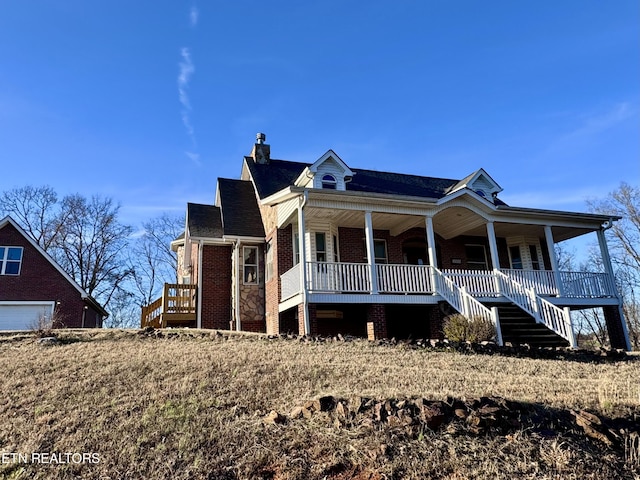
{"left": 265, "top": 240, "right": 274, "bottom": 282}
{"left": 243, "top": 246, "right": 259, "bottom": 285}
{"left": 0, "top": 246, "right": 24, "bottom": 275}
{"left": 321, "top": 174, "right": 337, "bottom": 189}
{"left": 292, "top": 231, "right": 300, "bottom": 265}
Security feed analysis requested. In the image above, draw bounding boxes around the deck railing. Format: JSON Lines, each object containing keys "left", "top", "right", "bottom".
{"left": 140, "top": 283, "right": 197, "bottom": 328}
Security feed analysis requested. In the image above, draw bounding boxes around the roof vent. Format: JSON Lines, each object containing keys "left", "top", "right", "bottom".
{"left": 251, "top": 133, "right": 270, "bottom": 164}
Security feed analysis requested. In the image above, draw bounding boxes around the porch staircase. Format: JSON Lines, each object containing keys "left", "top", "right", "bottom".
{"left": 494, "top": 304, "right": 569, "bottom": 347}
{"left": 436, "top": 268, "right": 576, "bottom": 348}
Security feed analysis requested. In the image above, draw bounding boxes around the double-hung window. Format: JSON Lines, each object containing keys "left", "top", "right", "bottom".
{"left": 363, "top": 239, "right": 388, "bottom": 264}
{"left": 243, "top": 246, "right": 259, "bottom": 284}
{"left": 0, "top": 247, "right": 23, "bottom": 275}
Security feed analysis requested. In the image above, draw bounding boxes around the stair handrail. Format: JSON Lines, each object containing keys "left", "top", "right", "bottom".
{"left": 432, "top": 267, "right": 495, "bottom": 327}
{"left": 494, "top": 270, "right": 539, "bottom": 320}
{"left": 496, "top": 270, "right": 575, "bottom": 345}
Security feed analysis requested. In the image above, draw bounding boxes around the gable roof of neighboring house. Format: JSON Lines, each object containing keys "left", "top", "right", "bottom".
{"left": 0, "top": 215, "right": 108, "bottom": 317}
{"left": 244, "top": 157, "right": 509, "bottom": 205}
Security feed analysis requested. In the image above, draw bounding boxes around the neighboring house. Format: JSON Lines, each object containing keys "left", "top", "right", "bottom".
{"left": 0, "top": 216, "right": 107, "bottom": 330}
{"left": 142, "top": 134, "right": 631, "bottom": 351}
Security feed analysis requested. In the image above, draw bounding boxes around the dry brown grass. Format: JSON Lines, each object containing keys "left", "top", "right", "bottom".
{"left": 0, "top": 329, "right": 638, "bottom": 479}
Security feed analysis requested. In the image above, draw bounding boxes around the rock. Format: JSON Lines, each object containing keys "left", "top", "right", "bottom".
{"left": 454, "top": 408, "right": 468, "bottom": 419}
{"left": 335, "top": 401, "right": 348, "bottom": 419}
{"left": 572, "top": 410, "right": 613, "bottom": 446}
{"left": 37, "top": 337, "right": 59, "bottom": 345}
{"left": 289, "top": 406, "right": 304, "bottom": 419}
{"left": 263, "top": 410, "right": 285, "bottom": 425}
{"left": 422, "top": 403, "right": 446, "bottom": 430}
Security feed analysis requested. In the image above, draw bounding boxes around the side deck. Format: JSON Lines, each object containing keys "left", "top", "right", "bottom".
{"left": 141, "top": 284, "right": 197, "bottom": 328}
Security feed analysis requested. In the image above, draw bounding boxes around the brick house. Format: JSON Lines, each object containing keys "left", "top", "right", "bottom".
{"left": 142, "top": 134, "right": 631, "bottom": 351}
{"left": 0, "top": 216, "right": 108, "bottom": 330}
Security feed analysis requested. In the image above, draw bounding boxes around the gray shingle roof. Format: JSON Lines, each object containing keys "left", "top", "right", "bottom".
{"left": 245, "top": 157, "right": 508, "bottom": 205}
{"left": 218, "top": 179, "right": 265, "bottom": 238}
{"left": 187, "top": 203, "right": 223, "bottom": 238}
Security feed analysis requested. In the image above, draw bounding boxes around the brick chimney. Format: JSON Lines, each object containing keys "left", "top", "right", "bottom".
{"left": 250, "top": 132, "right": 270, "bottom": 164}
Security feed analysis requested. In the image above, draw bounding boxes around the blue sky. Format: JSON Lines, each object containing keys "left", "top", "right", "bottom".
{"left": 1, "top": 1, "right": 638, "bottom": 234}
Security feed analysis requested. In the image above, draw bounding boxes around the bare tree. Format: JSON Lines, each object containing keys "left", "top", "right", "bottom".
{"left": 0, "top": 185, "right": 66, "bottom": 250}
{"left": 129, "top": 213, "right": 184, "bottom": 306}
{"left": 54, "top": 194, "right": 134, "bottom": 307}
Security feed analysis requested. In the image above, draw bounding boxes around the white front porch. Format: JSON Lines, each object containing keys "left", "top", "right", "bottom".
{"left": 280, "top": 262, "right": 618, "bottom": 303}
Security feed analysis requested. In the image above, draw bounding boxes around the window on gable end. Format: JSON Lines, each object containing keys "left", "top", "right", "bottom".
{"left": 0, "top": 247, "right": 23, "bottom": 275}
{"left": 321, "top": 174, "right": 337, "bottom": 189}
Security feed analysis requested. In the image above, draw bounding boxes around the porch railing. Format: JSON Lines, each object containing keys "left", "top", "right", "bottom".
{"left": 560, "top": 271, "right": 617, "bottom": 298}
{"left": 278, "top": 263, "right": 618, "bottom": 302}
{"left": 502, "top": 269, "right": 557, "bottom": 295}
{"left": 377, "top": 264, "right": 432, "bottom": 293}
{"left": 281, "top": 264, "right": 301, "bottom": 300}
{"left": 441, "top": 269, "right": 497, "bottom": 296}
{"left": 306, "top": 261, "right": 370, "bottom": 293}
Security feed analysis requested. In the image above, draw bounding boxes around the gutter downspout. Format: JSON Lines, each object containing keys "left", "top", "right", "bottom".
{"left": 299, "top": 190, "right": 310, "bottom": 335}
{"left": 234, "top": 240, "right": 241, "bottom": 332}
{"left": 197, "top": 240, "right": 203, "bottom": 329}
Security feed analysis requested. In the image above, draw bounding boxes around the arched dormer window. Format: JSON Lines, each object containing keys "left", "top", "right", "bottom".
{"left": 321, "top": 174, "right": 337, "bottom": 189}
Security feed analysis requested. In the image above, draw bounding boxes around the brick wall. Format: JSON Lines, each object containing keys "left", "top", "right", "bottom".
{"left": 366, "top": 304, "right": 387, "bottom": 340}
{"left": 265, "top": 225, "right": 295, "bottom": 334}
{"left": 0, "top": 223, "right": 96, "bottom": 328}
{"left": 200, "top": 244, "right": 232, "bottom": 329}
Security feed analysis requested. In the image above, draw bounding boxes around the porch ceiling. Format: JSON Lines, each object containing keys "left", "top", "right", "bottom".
{"left": 305, "top": 207, "right": 424, "bottom": 234}
{"left": 304, "top": 206, "right": 596, "bottom": 241}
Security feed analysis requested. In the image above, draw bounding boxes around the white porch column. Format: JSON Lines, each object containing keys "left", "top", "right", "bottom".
{"left": 297, "top": 193, "right": 310, "bottom": 335}
{"left": 544, "top": 225, "right": 564, "bottom": 296}
{"left": 597, "top": 228, "right": 616, "bottom": 284}
{"left": 364, "top": 210, "right": 379, "bottom": 294}
{"left": 425, "top": 216, "right": 438, "bottom": 268}
{"left": 425, "top": 216, "right": 438, "bottom": 293}
{"left": 486, "top": 221, "right": 501, "bottom": 294}
{"left": 485, "top": 221, "right": 500, "bottom": 270}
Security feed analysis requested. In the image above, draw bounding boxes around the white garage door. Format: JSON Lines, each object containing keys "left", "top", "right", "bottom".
{"left": 0, "top": 303, "right": 54, "bottom": 331}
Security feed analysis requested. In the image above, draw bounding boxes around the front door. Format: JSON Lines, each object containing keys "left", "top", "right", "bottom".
{"left": 402, "top": 239, "right": 428, "bottom": 265}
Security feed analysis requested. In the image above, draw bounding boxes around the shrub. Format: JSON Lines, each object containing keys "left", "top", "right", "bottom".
{"left": 443, "top": 314, "right": 496, "bottom": 343}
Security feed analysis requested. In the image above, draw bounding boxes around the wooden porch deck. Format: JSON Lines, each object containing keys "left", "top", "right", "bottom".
{"left": 141, "top": 284, "right": 197, "bottom": 328}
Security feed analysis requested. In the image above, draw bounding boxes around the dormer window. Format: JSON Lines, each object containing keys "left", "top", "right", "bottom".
{"left": 475, "top": 190, "right": 486, "bottom": 198}
{"left": 321, "top": 174, "right": 337, "bottom": 189}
